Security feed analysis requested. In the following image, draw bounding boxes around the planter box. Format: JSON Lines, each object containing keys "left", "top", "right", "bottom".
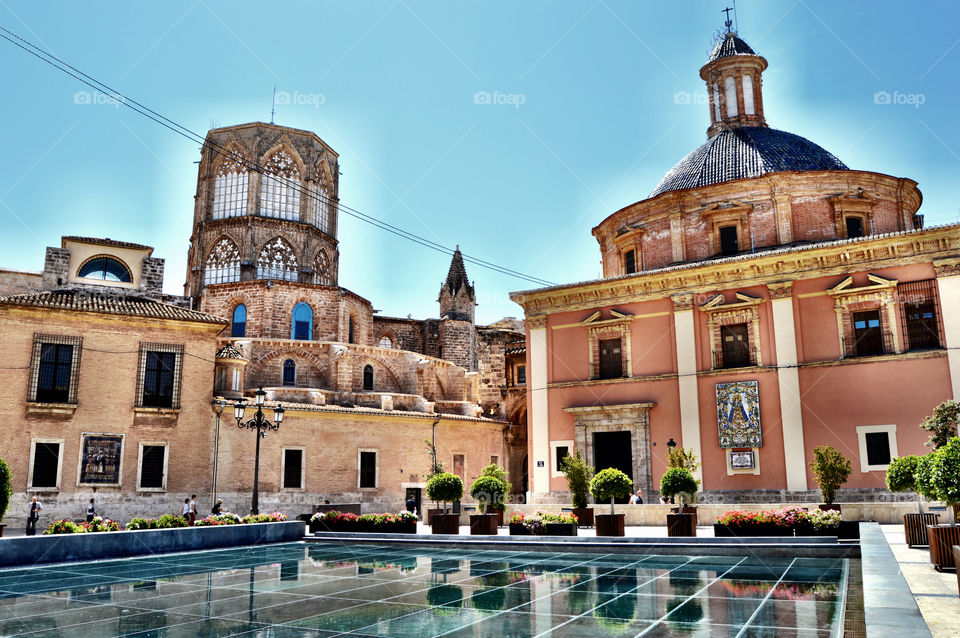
{"left": 0, "top": 521, "right": 305, "bottom": 568}
{"left": 426, "top": 508, "right": 443, "bottom": 525}
{"left": 431, "top": 514, "right": 460, "bottom": 535}
{"left": 836, "top": 521, "right": 859, "bottom": 540}
{"left": 545, "top": 523, "right": 577, "bottom": 536}
{"left": 715, "top": 524, "right": 792, "bottom": 537}
{"left": 571, "top": 507, "right": 594, "bottom": 527}
{"left": 469, "top": 514, "right": 498, "bottom": 536}
{"left": 818, "top": 504, "right": 842, "bottom": 513}
{"left": 927, "top": 524, "right": 960, "bottom": 571}
{"left": 595, "top": 514, "right": 625, "bottom": 537}
{"left": 667, "top": 513, "right": 696, "bottom": 537}
{"left": 904, "top": 513, "right": 940, "bottom": 547}
{"left": 509, "top": 523, "right": 533, "bottom": 536}
{"left": 953, "top": 546, "right": 960, "bottom": 596}
{"left": 671, "top": 506, "right": 697, "bottom": 528}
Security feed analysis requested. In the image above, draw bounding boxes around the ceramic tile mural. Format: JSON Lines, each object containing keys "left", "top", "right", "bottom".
{"left": 716, "top": 381, "right": 761, "bottom": 448}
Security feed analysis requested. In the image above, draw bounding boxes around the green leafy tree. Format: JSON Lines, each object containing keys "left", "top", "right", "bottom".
{"left": 426, "top": 472, "right": 463, "bottom": 513}
{"left": 589, "top": 468, "right": 633, "bottom": 515}
{"left": 913, "top": 452, "right": 942, "bottom": 501}
{"left": 920, "top": 400, "right": 960, "bottom": 449}
{"left": 0, "top": 457, "right": 10, "bottom": 524}
{"left": 929, "top": 437, "right": 960, "bottom": 506}
{"left": 478, "top": 462, "right": 511, "bottom": 508}
{"left": 809, "top": 445, "right": 852, "bottom": 506}
{"left": 666, "top": 446, "right": 701, "bottom": 474}
{"left": 660, "top": 468, "right": 698, "bottom": 506}
{"left": 469, "top": 475, "right": 506, "bottom": 513}
{"left": 885, "top": 455, "right": 921, "bottom": 493}
{"left": 561, "top": 451, "right": 594, "bottom": 509}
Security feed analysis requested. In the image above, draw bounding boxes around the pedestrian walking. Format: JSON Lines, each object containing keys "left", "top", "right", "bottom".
{"left": 26, "top": 496, "right": 42, "bottom": 535}
{"left": 181, "top": 497, "right": 192, "bottom": 524}
{"left": 189, "top": 495, "right": 197, "bottom": 526}
{"left": 86, "top": 498, "right": 96, "bottom": 522}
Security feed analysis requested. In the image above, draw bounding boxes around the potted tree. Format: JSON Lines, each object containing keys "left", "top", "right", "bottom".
{"left": 0, "top": 457, "right": 10, "bottom": 537}
{"left": 561, "top": 451, "right": 594, "bottom": 526}
{"left": 423, "top": 439, "right": 445, "bottom": 525}
{"left": 665, "top": 446, "right": 701, "bottom": 524}
{"left": 590, "top": 468, "right": 633, "bottom": 536}
{"left": 886, "top": 455, "right": 938, "bottom": 547}
{"left": 427, "top": 472, "right": 463, "bottom": 535}
{"left": 921, "top": 400, "right": 960, "bottom": 522}
{"left": 810, "top": 445, "right": 851, "bottom": 512}
{"left": 476, "top": 462, "right": 509, "bottom": 526}
{"left": 660, "top": 468, "right": 698, "bottom": 536}
{"left": 923, "top": 437, "right": 960, "bottom": 571}
{"left": 469, "top": 475, "right": 505, "bottom": 535}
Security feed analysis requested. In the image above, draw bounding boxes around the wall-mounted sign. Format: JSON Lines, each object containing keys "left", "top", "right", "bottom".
{"left": 716, "top": 380, "right": 762, "bottom": 448}
{"left": 729, "top": 449, "right": 756, "bottom": 470}
{"left": 536, "top": 460, "right": 545, "bottom": 467}
{"left": 79, "top": 434, "right": 123, "bottom": 485}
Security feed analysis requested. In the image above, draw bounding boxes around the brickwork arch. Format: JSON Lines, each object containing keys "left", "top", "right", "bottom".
{"left": 249, "top": 347, "right": 330, "bottom": 389}
{"left": 355, "top": 355, "right": 403, "bottom": 393}
{"left": 259, "top": 137, "right": 306, "bottom": 176}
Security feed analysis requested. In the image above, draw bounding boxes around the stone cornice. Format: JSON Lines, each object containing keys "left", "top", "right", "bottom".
{"left": 512, "top": 224, "right": 960, "bottom": 316}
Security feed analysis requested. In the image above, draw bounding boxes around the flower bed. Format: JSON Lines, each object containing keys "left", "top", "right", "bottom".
{"left": 43, "top": 512, "right": 288, "bottom": 535}
{"left": 508, "top": 511, "right": 578, "bottom": 535}
{"left": 714, "top": 507, "right": 843, "bottom": 537}
{"left": 311, "top": 510, "right": 418, "bottom": 534}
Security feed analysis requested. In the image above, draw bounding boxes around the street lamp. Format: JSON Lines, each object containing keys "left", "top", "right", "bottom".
{"left": 666, "top": 438, "right": 677, "bottom": 450}
{"left": 234, "top": 387, "right": 285, "bottom": 514}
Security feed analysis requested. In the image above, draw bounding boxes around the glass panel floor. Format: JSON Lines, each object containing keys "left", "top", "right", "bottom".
{"left": 0, "top": 541, "right": 851, "bottom": 637}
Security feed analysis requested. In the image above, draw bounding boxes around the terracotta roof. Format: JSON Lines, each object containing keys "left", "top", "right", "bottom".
{"left": 216, "top": 344, "right": 246, "bottom": 360}
{"left": 62, "top": 236, "right": 153, "bottom": 251}
{"left": 0, "top": 289, "right": 226, "bottom": 324}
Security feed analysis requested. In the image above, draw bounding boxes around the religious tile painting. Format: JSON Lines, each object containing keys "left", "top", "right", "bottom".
{"left": 79, "top": 434, "right": 123, "bottom": 485}
{"left": 716, "top": 381, "right": 761, "bottom": 448}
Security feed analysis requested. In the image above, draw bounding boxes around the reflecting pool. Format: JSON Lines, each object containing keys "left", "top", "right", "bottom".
{"left": 0, "top": 541, "right": 852, "bottom": 636}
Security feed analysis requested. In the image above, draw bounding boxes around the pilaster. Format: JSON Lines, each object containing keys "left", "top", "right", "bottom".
{"left": 768, "top": 281, "right": 807, "bottom": 491}
{"left": 934, "top": 259, "right": 960, "bottom": 400}
{"left": 671, "top": 293, "right": 702, "bottom": 481}
{"left": 527, "top": 315, "right": 550, "bottom": 498}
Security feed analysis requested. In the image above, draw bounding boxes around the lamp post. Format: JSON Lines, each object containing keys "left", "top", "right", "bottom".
{"left": 234, "top": 387, "right": 285, "bottom": 515}
{"left": 666, "top": 438, "right": 677, "bottom": 450}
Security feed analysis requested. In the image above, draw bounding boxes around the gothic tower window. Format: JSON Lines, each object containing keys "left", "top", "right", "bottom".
{"left": 363, "top": 364, "right": 374, "bottom": 391}
{"left": 204, "top": 238, "right": 240, "bottom": 284}
{"left": 348, "top": 317, "right": 355, "bottom": 344}
{"left": 231, "top": 304, "right": 247, "bottom": 337}
{"left": 259, "top": 149, "right": 301, "bottom": 221}
{"left": 313, "top": 250, "right": 332, "bottom": 285}
{"left": 257, "top": 237, "right": 298, "bottom": 281}
{"left": 283, "top": 359, "right": 295, "bottom": 386}
{"left": 212, "top": 156, "right": 249, "bottom": 219}
{"left": 291, "top": 303, "right": 313, "bottom": 340}
{"left": 312, "top": 163, "right": 334, "bottom": 235}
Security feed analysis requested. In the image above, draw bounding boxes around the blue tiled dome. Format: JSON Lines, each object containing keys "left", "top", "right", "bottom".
{"left": 649, "top": 127, "right": 849, "bottom": 197}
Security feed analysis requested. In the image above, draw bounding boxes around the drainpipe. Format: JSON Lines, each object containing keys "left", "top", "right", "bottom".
{"left": 212, "top": 399, "right": 225, "bottom": 506}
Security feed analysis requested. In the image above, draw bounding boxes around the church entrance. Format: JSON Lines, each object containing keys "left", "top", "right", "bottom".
{"left": 593, "top": 431, "right": 633, "bottom": 503}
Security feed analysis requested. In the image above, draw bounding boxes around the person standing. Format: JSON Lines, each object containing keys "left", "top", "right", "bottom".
{"left": 26, "top": 496, "right": 42, "bottom": 535}
{"left": 189, "top": 495, "right": 197, "bottom": 526}
{"left": 181, "top": 497, "right": 192, "bottom": 524}
{"left": 86, "top": 498, "right": 96, "bottom": 522}
{"left": 629, "top": 490, "right": 643, "bottom": 505}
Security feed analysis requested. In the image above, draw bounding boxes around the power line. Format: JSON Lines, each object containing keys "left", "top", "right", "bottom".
{"left": 0, "top": 25, "right": 557, "bottom": 288}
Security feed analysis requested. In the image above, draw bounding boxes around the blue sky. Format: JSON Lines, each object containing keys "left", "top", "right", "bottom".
{"left": 1, "top": 1, "right": 958, "bottom": 324}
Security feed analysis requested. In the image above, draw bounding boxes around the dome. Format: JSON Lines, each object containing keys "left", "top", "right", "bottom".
{"left": 708, "top": 32, "right": 757, "bottom": 61}
{"left": 649, "top": 127, "right": 849, "bottom": 197}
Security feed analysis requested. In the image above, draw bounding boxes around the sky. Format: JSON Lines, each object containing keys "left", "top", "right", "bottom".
{"left": 1, "top": 1, "right": 958, "bottom": 324}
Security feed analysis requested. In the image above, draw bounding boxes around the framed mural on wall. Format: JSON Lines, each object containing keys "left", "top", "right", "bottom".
{"left": 78, "top": 434, "right": 124, "bottom": 485}
{"left": 716, "top": 381, "right": 761, "bottom": 448}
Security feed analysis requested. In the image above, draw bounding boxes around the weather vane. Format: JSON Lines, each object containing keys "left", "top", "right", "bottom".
{"left": 722, "top": 7, "right": 734, "bottom": 33}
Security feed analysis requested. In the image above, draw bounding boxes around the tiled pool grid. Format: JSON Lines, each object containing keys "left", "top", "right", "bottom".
{"left": 0, "top": 541, "right": 853, "bottom": 637}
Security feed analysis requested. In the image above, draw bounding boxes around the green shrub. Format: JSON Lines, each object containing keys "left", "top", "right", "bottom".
{"left": 0, "top": 457, "right": 11, "bottom": 524}
{"left": 561, "top": 451, "right": 594, "bottom": 509}
{"left": 478, "top": 463, "right": 511, "bottom": 501}
{"left": 886, "top": 455, "right": 921, "bottom": 493}
{"left": 590, "top": 468, "right": 633, "bottom": 514}
{"left": 469, "top": 475, "right": 506, "bottom": 513}
{"left": 660, "top": 468, "right": 698, "bottom": 506}
{"left": 157, "top": 514, "right": 188, "bottom": 528}
{"left": 914, "top": 452, "right": 942, "bottom": 501}
{"left": 44, "top": 519, "right": 83, "bottom": 535}
{"left": 929, "top": 436, "right": 960, "bottom": 505}
{"left": 809, "top": 445, "right": 852, "bottom": 506}
{"left": 426, "top": 472, "right": 463, "bottom": 511}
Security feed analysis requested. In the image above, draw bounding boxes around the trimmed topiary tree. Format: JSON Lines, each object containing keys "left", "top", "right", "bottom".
{"left": 0, "top": 457, "right": 10, "bottom": 525}
{"left": 913, "top": 452, "right": 942, "bottom": 501}
{"left": 809, "top": 445, "right": 852, "bottom": 506}
{"left": 590, "top": 468, "right": 633, "bottom": 515}
{"left": 469, "top": 475, "right": 506, "bottom": 513}
{"left": 886, "top": 455, "right": 921, "bottom": 493}
{"left": 426, "top": 472, "right": 463, "bottom": 513}
{"left": 929, "top": 437, "right": 960, "bottom": 507}
{"left": 660, "top": 468, "right": 698, "bottom": 507}
{"left": 561, "top": 451, "right": 594, "bottom": 509}
{"left": 478, "top": 463, "right": 510, "bottom": 511}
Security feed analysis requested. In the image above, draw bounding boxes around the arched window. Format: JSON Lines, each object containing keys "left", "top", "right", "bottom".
{"left": 231, "top": 304, "right": 247, "bottom": 337}
{"left": 291, "top": 302, "right": 313, "bottom": 340}
{"left": 212, "top": 155, "right": 248, "bottom": 219}
{"left": 724, "top": 76, "right": 738, "bottom": 117}
{"left": 348, "top": 317, "right": 355, "bottom": 344}
{"left": 204, "top": 238, "right": 240, "bottom": 284}
{"left": 313, "top": 250, "right": 332, "bottom": 285}
{"left": 742, "top": 75, "right": 755, "bottom": 115}
{"left": 257, "top": 237, "right": 298, "bottom": 281}
{"left": 363, "top": 365, "right": 374, "bottom": 391}
{"left": 283, "top": 359, "right": 295, "bottom": 386}
{"left": 259, "top": 149, "right": 301, "bottom": 221}
{"left": 378, "top": 335, "right": 393, "bottom": 349}
{"left": 78, "top": 256, "right": 131, "bottom": 282}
